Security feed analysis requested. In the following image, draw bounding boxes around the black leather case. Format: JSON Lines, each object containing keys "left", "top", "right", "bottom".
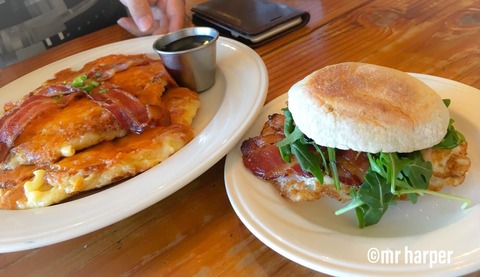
{"left": 191, "top": 0, "right": 310, "bottom": 48}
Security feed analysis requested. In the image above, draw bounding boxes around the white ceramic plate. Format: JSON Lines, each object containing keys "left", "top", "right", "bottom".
{"left": 0, "top": 36, "right": 267, "bottom": 252}
{"left": 225, "top": 74, "right": 480, "bottom": 276}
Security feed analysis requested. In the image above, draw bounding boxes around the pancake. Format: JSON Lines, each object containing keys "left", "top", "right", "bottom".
{"left": 2, "top": 54, "right": 174, "bottom": 170}
{"left": 0, "top": 55, "right": 200, "bottom": 209}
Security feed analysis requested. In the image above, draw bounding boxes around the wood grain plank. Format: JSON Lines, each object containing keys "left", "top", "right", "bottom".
{"left": 262, "top": 0, "right": 480, "bottom": 102}
{"left": 255, "top": 0, "right": 374, "bottom": 55}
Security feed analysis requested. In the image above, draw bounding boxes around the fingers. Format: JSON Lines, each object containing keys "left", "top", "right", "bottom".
{"left": 119, "top": 0, "right": 154, "bottom": 33}
{"left": 151, "top": 6, "right": 168, "bottom": 35}
{"left": 117, "top": 17, "right": 148, "bottom": 37}
{"left": 118, "top": 0, "right": 186, "bottom": 36}
{"left": 151, "top": 0, "right": 185, "bottom": 35}
{"left": 165, "top": 0, "right": 186, "bottom": 32}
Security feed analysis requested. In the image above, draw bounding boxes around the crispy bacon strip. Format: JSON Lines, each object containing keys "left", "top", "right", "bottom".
{"left": 0, "top": 91, "right": 83, "bottom": 161}
{"left": 335, "top": 150, "right": 369, "bottom": 187}
{"left": 241, "top": 113, "right": 369, "bottom": 189}
{"left": 0, "top": 95, "right": 69, "bottom": 161}
{"left": 36, "top": 84, "right": 83, "bottom": 97}
{"left": 87, "top": 85, "right": 152, "bottom": 134}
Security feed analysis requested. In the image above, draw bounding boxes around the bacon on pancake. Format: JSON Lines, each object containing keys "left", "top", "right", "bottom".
{"left": 0, "top": 93, "right": 83, "bottom": 162}
{"left": 86, "top": 84, "right": 155, "bottom": 134}
{"left": 1, "top": 54, "right": 174, "bottom": 170}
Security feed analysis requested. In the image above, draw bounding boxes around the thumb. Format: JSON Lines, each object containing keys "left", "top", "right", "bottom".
{"left": 120, "top": 0, "right": 154, "bottom": 32}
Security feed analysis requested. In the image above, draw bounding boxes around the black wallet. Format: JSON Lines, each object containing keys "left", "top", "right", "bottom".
{"left": 191, "top": 0, "right": 310, "bottom": 48}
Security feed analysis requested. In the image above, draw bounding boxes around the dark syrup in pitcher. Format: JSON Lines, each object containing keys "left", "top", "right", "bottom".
{"left": 161, "top": 35, "right": 213, "bottom": 51}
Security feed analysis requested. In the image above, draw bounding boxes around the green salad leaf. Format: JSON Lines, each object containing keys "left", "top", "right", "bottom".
{"left": 290, "top": 137, "right": 324, "bottom": 183}
{"left": 276, "top": 108, "right": 339, "bottom": 188}
{"left": 435, "top": 99, "right": 465, "bottom": 149}
{"left": 350, "top": 169, "right": 395, "bottom": 228}
{"left": 435, "top": 119, "right": 465, "bottom": 149}
{"left": 336, "top": 151, "right": 433, "bottom": 228}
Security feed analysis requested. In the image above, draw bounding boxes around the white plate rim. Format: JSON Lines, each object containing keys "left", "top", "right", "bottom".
{"left": 224, "top": 73, "right": 480, "bottom": 277}
{"left": 0, "top": 36, "right": 268, "bottom": 252}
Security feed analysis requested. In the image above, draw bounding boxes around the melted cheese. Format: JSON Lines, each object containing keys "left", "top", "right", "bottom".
{"left": 24, "top": 169, "right": 46, "bottom": 192}
{"left": 60, "top": 145, "right": 75, "bottom": 157}
{"left": 23, "top": 169, "right": 61, "bottom": 208}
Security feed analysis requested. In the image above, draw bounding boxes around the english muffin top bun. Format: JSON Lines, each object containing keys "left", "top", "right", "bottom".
{"left": 288, "top": 62, "right": 450, "bottom": 153}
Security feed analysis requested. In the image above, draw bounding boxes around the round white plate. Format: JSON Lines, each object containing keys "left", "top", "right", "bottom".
{"left": 0, "top": 36, "right": 268, "bottom": 252}
{"left": 225, "top": 74, "right": 480, "bottom": 276}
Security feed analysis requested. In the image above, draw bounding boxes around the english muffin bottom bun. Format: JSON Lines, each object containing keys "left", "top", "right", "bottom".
{"left": 288, "top": 62, "right": 450, "bottom": 153}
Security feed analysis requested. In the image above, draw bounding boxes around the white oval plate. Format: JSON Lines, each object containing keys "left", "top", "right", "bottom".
{"left": 0, "top": 36, "right": 268, "bottom": 252}
{"left": 225, "top": 74, "right": 480, "bottom": 276}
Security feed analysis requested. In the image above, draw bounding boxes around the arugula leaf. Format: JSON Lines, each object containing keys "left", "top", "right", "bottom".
{"left": 277, "top": 126, "right": 304, "bottom": 148}
{"left": 435, "top": 99, "right": 465, "bottom": 149}
{"left": 395, "top": 188, "right": 471, "bottom": 210}
{"left": 290, "top": 140, "right": 324, "bottom": 183}
{"left": 282, "top": 107, "right": 295, "bottom": 134}
{"left": 383, "top": 153, "right": 409, "bottom": 193}
{"left": 336, "top": 169, "right": 395, "bottom": 228}
{"left": 313, "top": 143, "right": 330, "bottom": 175}
{"left": 278, "top": 108, "right": 295, "bottom": 162}
{"left": 360, "top": 169, "right": 395, "bottom": 212}
{"left": 327, "top": 147, "right": 340, "bottom": 190}
{"left": 276, "top": 108, "right": 327, "bottom": 183}
{"left": 338, "top": 151, "right": 433, "bottom": 227}
{"left": 399, "top": 152, "right": 431, "bottom": 203}
{"left": 435, "top": 119, "right": 465, "bottom": 149}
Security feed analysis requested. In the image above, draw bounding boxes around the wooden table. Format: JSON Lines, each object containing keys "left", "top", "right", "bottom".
{"left": 1, "top": 0, "right": 479, "bottom": 276}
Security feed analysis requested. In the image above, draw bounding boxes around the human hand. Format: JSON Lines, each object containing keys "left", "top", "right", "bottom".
{"left": 118, "top": 0, "right": 186, "bottom": 36}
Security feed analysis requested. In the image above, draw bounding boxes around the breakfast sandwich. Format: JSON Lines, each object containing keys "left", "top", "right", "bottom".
{"left": 0, "top": 54, "right": 200, "bottom": 209}
{"left": 241, "top": 62, "right": 471, "bottom": 228}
